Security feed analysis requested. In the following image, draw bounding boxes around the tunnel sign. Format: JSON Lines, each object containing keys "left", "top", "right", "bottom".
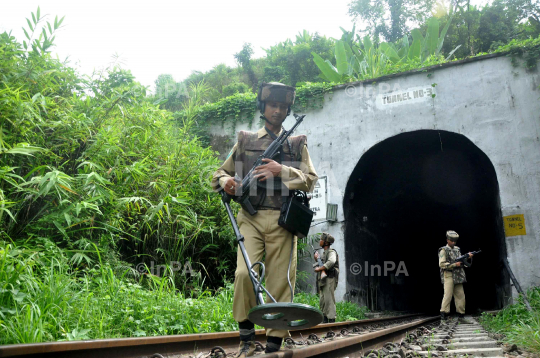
{"left": 310, "top": 176, "right": 327, "bottom": 221}
{"left": 503, "top": 214, "right": 526, "bottom": 236}
{"left": 376, "top": 85, "right": 436, "bottom": 109}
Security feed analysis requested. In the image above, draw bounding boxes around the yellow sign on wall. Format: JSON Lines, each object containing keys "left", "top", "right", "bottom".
{"left": 504, "top": 214, "right": 526, "bottom": 237}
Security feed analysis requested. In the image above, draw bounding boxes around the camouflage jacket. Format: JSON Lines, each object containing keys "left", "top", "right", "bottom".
{"left": 438, "top": 245, "right": 469, "bottom": 284}
{"left": 313, "top": 249, "right": 339, "bottom": 280}
{"left": 323, "top": 248, "right": 339, "bottom": 279}
{"left": 211, "top": 127, "right": 318, "bottom": 210}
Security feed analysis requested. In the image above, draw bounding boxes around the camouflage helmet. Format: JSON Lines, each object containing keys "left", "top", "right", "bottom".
{"left": 257, "top": 82, "right": 296, "bottom": 114}
{"left": 321, "top": 232, "right": 335, "bottom": 245}
{"left": 446, "top": 230, "right": 459, "bottom": 241}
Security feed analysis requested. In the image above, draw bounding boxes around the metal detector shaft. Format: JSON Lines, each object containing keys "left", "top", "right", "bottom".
{"left": 221, "top": 194, "right": 275, "bottom": 305}
{"left": 221, "top": 195, "right": 323, "bottom": 330}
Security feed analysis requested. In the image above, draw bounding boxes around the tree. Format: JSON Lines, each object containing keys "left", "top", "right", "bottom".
{"left": 154, "top": 74, "right": 189, "bottom": 111}
{"left": 263, "top": 31, "right": 335, "bottom": 86}
{"left": 431, "top": 0, "right": 534, "bottom": 58}
{"left": 478, "top": 0, "right": 523, "bottom": 51}
{"left": 507, "top": 0, "right": 540, "bottom": 37}
{"left": 234, "top": 43, "right": 258, "bottom": 92}
{"left": 348, "top": 0, "right": 437, "bottom": 42}
{"left": 431, "top": 0, "right": 482, "bottom": 57}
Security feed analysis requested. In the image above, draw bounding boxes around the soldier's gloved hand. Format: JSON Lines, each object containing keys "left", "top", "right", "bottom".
{"left": 254, "top": 159, "right": 282, "bottom": 182}
{"left": 455, "top": 262, "right": 462, "bottom": 267}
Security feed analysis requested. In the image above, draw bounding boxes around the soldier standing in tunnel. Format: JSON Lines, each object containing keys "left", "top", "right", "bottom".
{"left": 212, "top": 82, "right": 318, "bottom": 357}
{"left": 439, "top": 230, "right": 474, "bottom": 321}
{"left": 314, "top": 232, "right": 340, "bottom": 323}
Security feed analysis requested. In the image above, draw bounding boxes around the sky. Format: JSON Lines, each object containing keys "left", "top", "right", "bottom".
{"left": 1, "top": 1, "right": 356, "bottom": 91}
{"left": 1, "top": 0, "right": 489, "bottom": 92}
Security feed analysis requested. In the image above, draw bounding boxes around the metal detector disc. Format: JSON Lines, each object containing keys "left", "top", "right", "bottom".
{"left": 248, "top": 303, "right": 323, "bottom": 330}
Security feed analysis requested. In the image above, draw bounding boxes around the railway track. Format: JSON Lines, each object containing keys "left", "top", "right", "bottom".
{"left": 0, "top": 314, "right": 440, "bottom": 358}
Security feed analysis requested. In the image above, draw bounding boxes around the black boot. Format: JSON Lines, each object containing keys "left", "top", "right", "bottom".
{"left": 440, "top": 312, "right": 447, "bottom": 321}
{"left": 329, "top": 318, "right": 336, "bottom": 323}
{"left": 265, "top": 336, "right": 283, "bottom": 353}
{"left": 323, "top": 316, "right": 329, "bottom": 323}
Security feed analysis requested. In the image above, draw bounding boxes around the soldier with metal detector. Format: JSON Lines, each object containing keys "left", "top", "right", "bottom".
{"left": 212, "top": 82, "right": 319, "bottom": 356}
{"left": 313, "top": 232, "right": 339, "bottom": 323}
{"left": 438, "top": 230, "right": 479, "bottom": 322}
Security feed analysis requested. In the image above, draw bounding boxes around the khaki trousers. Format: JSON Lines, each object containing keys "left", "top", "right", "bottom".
{"left": 319, "top": 277, "right": 337, "bottom": 319}
{"left": 233, "top": 209, "right": 297, "bottom": 338}
{"left": 440, "top": 271, "right": 466, "bottom": 314}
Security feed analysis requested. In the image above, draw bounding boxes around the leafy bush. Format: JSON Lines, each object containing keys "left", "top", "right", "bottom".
{"left": 222, "top": 82, "right": 250, "bottom": 97}
{"left": 0, "top": 238, "right": 368, "bottom": 344}
{"left": 0, "top": 9, "right": 237, "bottom": 292}
{"left": 480, "top": 287, "right": 540, "bottom": 353}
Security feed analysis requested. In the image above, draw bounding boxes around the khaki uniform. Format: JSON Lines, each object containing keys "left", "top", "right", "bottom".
{"left": 439, "top": 245, "right": 470, "bottom": 314}
{"left": 314, "top": 249, "right": 338, "bottom": 319}
{"left": 212, "top": 127, "right": 318, "bottom": 338}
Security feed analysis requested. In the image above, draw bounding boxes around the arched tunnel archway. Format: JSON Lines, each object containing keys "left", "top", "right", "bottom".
{"left": 343, "top": 130, "right": 511, "bottom": 314}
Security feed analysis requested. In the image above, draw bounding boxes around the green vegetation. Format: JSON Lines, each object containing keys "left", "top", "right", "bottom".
{"left": 176, "top": 82, "right": 334, "bottom": 142}
{"left": 312, "top": 16, "right": 455, "bottom": 83}
{"left": 2, "top": 3, "right": 539, "bottom": 346}
{"left": 294, "top": 291, "right": 369, "bottom": 322}
{"left": 0, "top": 239, "right": 366, "bottom": 344}
{"left": 173, "top": 32, "right": 539, "bottom": 138}
{"left": 0, "top": 8, "right": 239, "bottom": 293}
{"left": 0, "top": 10, "right": 366, "bottom": 344}
{"left": 0, "top": 239, "right": 237, "bottom": 343}
{"left": 480, "top": 287, "right": 540, "bottom": 353}
{"left": 156, "top": 0, "right": 539, "bottom": 103}
{"left": 157, "top": 3, "right": 539, "bottom": 134}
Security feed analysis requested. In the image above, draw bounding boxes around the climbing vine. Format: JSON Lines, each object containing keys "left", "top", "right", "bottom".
{"left": 177, "top": 82, "right": 335, "bottom": 132}
{"left": 194, "top": 92, "right": 258, "bottom": 128}
{"left": 292, "top": 82, "right": 334, "bottom": 112}
{"left": 497, "top": 36, "right": 540, "bottom": 71}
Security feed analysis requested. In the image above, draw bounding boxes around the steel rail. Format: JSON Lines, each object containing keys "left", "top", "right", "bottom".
{"left": 0, "top": 313, "right": 429, "bottom": 358}
{"left": 267, "top": 316, "right": 439, "bottom": 358}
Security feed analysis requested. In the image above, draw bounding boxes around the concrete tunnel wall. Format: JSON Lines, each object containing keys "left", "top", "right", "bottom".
{"left": 207, "top": 53, "right": 540, "bottom": 312}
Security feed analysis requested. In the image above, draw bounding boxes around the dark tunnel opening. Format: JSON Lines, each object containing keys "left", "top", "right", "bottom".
{"left": 343, "top": 130, "right": 511, "bottom": 314}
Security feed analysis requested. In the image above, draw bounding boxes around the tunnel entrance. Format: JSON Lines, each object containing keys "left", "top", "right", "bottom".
{"left": 343, "top": 130, "right": 510, "bottom": 314}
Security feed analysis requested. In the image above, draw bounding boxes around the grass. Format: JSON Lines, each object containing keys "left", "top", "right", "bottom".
{"left": 294, "top": 291, "right": 369, "bottom": 322}
{"left": 480, "top": 286, "right": 540, "bottom": 353}
{"left": 0, "top": 239, "right": 239, "bottom": 344}
{"left": 0, "top": 239, "right": 368, "bottom": 345}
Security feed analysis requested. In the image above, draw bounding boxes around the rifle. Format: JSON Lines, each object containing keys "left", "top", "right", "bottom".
{"left": 221, "top": 113, "right": 306, "bottom": 215}
{"left": 311, "top": 244, "right": 327, "bottom": 280}
{"left": 452, "top": 250, "right": 481, "bottom": 267}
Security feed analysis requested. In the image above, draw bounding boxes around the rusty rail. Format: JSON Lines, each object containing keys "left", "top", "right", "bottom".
{"left": 0, "top": 313, "right": 436, "bottom": 358}
{"left": 268, "top": 316, "right": 438, "bottom": 358}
